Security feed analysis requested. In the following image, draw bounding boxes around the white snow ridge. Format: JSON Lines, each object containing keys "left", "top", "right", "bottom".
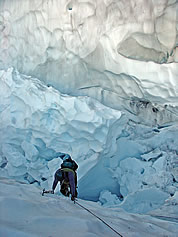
{"left": 0, "top": 0, "right": 178, "bottom": 236}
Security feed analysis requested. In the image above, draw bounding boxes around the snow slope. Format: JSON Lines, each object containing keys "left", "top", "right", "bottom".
{"left": 0, "top": 177, "right": 177, "bottom": 237}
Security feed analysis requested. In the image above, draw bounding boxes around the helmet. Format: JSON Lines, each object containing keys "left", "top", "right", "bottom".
{"left": 60, "top": 153, "right": 71, "bottom": 161}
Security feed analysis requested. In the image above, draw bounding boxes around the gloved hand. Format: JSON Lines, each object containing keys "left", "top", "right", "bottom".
{"left": 51, "top": 190, "right": 54, "bottom": 194}
{"left": 71, "top": 196, "right": 75, "bottom": 201}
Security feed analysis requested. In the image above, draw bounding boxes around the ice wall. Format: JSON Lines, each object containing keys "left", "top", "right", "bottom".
{"left": 0, "top": 0, "right": 178, "bottom": 111}
{"left": 0, "top": 68, "right": 178, "bottom": 214}
{"left": 0, "top": 68, "right": 121, "bottom": 189}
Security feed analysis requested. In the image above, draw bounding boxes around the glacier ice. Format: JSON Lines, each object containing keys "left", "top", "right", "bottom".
{"left": 99, "top": 190, "right": 122, "bottom": 207}
{"left": 119, "top": 187, "right": 170, "bottom": 214}
{"left": 0, "top": 0, "right": 178, "bottom": 110}
{"left": 0, "top": 0, "right": 178, "bottom": 215}
{"left": 0, "top": 67, "right": 122, "bottom": 190}
{"left": 0, "top": 68, "right": 178, "bottom": 214}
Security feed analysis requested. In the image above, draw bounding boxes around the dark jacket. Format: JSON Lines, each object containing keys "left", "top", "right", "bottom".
{"left": 61, "top": 158, "right": 78, "bottom": 171}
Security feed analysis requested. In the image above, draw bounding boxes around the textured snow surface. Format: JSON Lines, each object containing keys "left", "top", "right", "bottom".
{"left": 0, "top": 178, "right": 177, "bottom": 237}
{"left": 0, "top": 0, "right": 178, "bottom": 110}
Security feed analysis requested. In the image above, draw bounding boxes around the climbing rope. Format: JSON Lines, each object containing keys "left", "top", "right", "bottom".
{"left": 75, "top": 200, "right": 124, "bottom": 237}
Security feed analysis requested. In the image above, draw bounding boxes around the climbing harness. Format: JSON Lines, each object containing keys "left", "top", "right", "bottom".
{"left": 75, "top": 200, "right": 124, "bottom": 237}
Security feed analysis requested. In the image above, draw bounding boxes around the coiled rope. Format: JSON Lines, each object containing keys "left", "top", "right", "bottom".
{"left": 75, "top": 200, "right": 124, "bottom": 237}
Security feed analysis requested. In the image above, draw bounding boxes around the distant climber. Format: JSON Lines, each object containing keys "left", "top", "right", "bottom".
{"left": 52, "top": 154, "right": 78, "bottom": 201}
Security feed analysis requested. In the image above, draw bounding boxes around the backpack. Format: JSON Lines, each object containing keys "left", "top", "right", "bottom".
{"left": 55, "top": 168, "right": 64, "bottom": 181}
{"left": 61, "top": 159, "right": 78, "bottom": 171}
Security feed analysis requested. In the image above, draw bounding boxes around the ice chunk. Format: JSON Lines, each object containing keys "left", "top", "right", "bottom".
{"left": 48, "top": 157, "right": 62, "bottom": 175}
{"left": 6, "top": 163, "right": 27, "bottom": 177}
{"left": 27, "top": 168, "right": 40, "bottom": 181}
{"left": 2, "top": 144, "right": 25, "bottom": 167}
{"left": 120, "top": 188, "right": 170, "bottom": 214}
{"left": 152, "top": 153, "right": 166, "bottom": 171}
{"left": 172, "top": 167, "right": 178, "bottom": 182}
{"left": 165, "top": 191, "right": 178, "bottom": 206}
{"left": 0, "top": 155, "right": 2, "bottom": 164}
{"left": 21, "top": 141, "right": 39, "bottom": 162}
{"left": 32, "top": 138, "right": 46, "bottom": 149}
{"left": 141, "top": 148, "right": 162, "bottom": 161}
{"left": 38, "top": 148, "right": 58, "bottom": 161}
{"left": 118, "top": 157, "right": 151, "bottom": 196}
{"left": 28, "top": 158, "right": 46, "bottom": 170}
{"left": 99, "top": 190, "right": 121, "bottom": 207}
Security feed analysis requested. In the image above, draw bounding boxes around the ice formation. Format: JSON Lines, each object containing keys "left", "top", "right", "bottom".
{"left": 0, "top": 0, "right": 178, "bottom": 215}
{"left": 0, "top": 67, "right": 121, "bottom": 187}
{"left": 0, "top": 68, "right": 178, "bottom": 215}
{"left": 0, "top": 0, "right": 178, "bottom": 110}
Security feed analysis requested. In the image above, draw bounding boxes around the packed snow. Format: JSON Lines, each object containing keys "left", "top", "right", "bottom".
{"left": 0, "top": 177, "right": 177, "bottom": 237}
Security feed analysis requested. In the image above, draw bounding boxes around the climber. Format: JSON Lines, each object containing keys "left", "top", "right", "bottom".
{"left": 52, "top": 154, "right": 78, "bottom": 201}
